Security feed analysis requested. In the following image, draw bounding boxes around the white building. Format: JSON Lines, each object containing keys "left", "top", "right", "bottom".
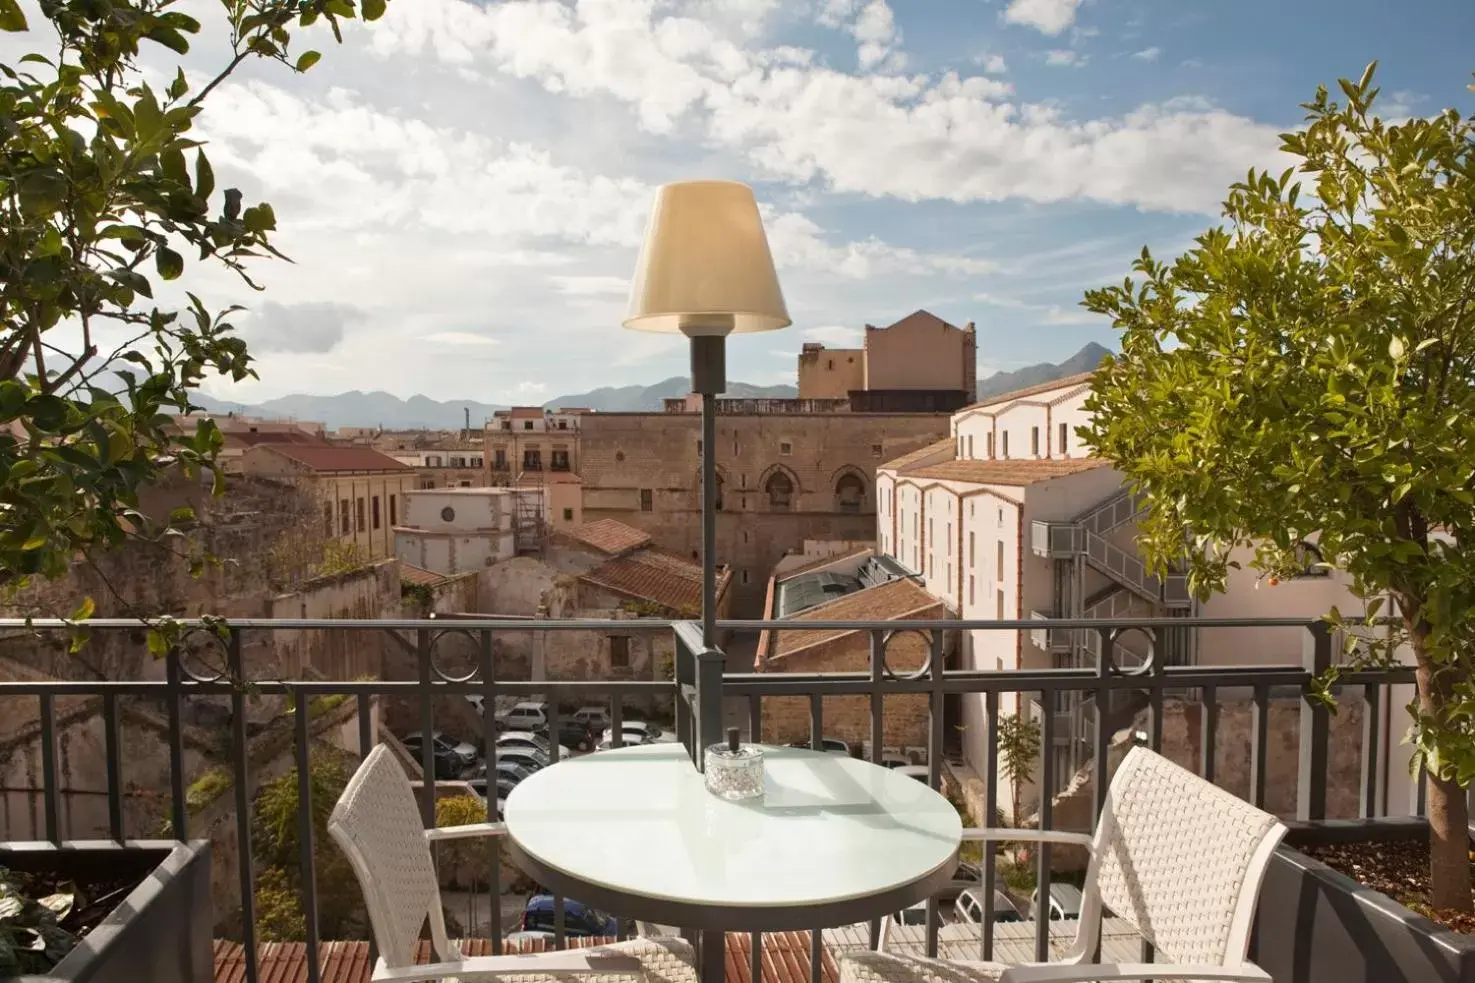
{"left": 876, "top": 372, "right": 1416, "bottom": 812}
{"left": 393, "top": 488, "right": 538, "bottom": 576}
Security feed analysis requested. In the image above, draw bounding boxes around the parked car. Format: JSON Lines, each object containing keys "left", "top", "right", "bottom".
{"left": 481, "top": 758, "right": 534, "bottom": 787}
{"left": 468, "top": 776, "right": 517, "bottom": 807}
{"left": 503, "top": 930, "right": 557, "bottom": 946}
{"left": 555, "top": 719, "right": 596, "bottom": 752}
{"left": 494, "top": 746, "right": 551, "bottom": 773}
{"left": 499, "top": 700, "right": 550, "bottom": 732}
{"left": 601, "top": 721, "right": 661, "bottom": 745}
{"left": 496, "top": 731, "right": 572, "bottom": 760}
{"left": 571, "top": 706, "right": 610, "bottom": 731}
{"left": 403, "top": 731, "right": 477, "bottom": 778}
{"left": 521, "top": 895, "right": 619, "bottom": 938}
{"left": 954, "top": 887, "right": 1025, "bottom": 924}
{"left": 1030, "top": 883, "right": 1083, "bottom": 921}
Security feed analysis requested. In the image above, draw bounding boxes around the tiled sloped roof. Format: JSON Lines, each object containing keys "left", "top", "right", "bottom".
{"left": 900, "top": 457, "right": 1110, "bottom": 486}
{"left": 879, "top": 437, "right": 956, "bottom": 472}
{"left": 398, "top": 563, "right": 449, "bottom": 587}
{"left": 561, "top": 518, "right": 653, "bottom": 556}
{"left": 963, "top": 370, "right": 1096, "bottom": 411}
{"left": 223, "top": 431, "right": 327, "bottom": 448}
{"left": 770, "top": 577, "right": 942, "bottom": 660}
{"left": 255, "top": 444, "right": 412, "bottom": 473}
{"left": 580, "top": 547, "right": 731, "bottom": 614}
{"left": 214, "top": 933, "right": 840, "bottom": 983}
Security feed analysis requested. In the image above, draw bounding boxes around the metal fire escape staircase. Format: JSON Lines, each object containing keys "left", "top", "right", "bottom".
{"left": 1030, "top": 488, "right": 1194, "bottom": 772}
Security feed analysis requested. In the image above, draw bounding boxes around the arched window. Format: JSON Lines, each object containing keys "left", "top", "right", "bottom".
{"left": 835, "top": 472, "right": 866, "bottom": 514}
{"left": 766, "top": 470, "right": 794, "bottom": 511}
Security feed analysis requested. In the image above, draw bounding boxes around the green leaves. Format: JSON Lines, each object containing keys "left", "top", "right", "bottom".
{"left": 0, "top": 0, "right": 26, "bottom": 32}
{"left": 1083, "top": 62, "right": 1475, "bottom": 880}
{"left": 0, "top": 1, "right": 391, "bottom": 604}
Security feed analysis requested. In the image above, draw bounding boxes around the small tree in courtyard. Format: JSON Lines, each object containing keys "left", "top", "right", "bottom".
{"left": 998, "top": 710, "right": 1042, "bottom": 827}
{"left": 1081, "top": 64, "right": 1475, "bottom": 911}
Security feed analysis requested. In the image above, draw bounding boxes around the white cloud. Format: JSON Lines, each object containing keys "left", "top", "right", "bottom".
{"left": 242, "top": 302, "right": 362, "bottom": 353}
{"left": 1132, "top": 47, "right": 1161, "bottom": 62}
{"left": 513, "top": 381, "right": 549, "bottom": 397}
{"left": 1002, "top": 0, "right": 1082, "bottom": 36}
{"left": 427, "top": 332, "right": 500, "bottom": 346}
{"left": 1045, "top": 49, "right": 1081, "bottom": 67}
{"left": 551, "top": 275, "right": 631, "bottom": 297}
{"left": 803, "top": 324, "right": 864, "bottom": 346}
{"left": 22, "top": 0, "right": 1295, "bottom": 402}
{"left": 818, "top": 0, "right": 903, "bottom": 72}
{"left": 365, "top": 0, "right": 1283, "bottom": 215}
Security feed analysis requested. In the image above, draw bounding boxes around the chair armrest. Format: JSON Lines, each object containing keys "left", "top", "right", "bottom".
{"left": 373, "top": 950, "right": 645, "bottom": 982}
{"left": 998, "top": 962, "right": 1271, "bottom": 983}
{"left": 961, "top": 828, "right": 1094, "bottom": 850}
{"left": 424, "top": 822, "right": 506, "bottom": 842}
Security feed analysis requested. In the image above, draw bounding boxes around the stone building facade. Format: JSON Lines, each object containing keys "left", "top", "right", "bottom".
{"left": 577, "top": 411, "right": 950, "bottom": 613}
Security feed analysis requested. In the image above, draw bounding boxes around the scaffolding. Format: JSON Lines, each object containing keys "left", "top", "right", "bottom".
{"left": 512, "top": 471, "right": 548, "bottom": 557}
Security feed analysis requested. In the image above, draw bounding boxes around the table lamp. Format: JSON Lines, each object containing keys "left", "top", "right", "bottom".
{"left": 623, "top": 180, "right": 791, "bottom": 649}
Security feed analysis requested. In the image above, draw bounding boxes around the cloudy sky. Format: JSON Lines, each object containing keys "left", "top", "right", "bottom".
{"left": 11, "top": 0, "right": 1475, "bottom": 404}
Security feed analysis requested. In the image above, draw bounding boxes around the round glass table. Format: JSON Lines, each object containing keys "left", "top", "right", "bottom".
{"left": 503, "top": 742, "right": 962, "bottom": 980}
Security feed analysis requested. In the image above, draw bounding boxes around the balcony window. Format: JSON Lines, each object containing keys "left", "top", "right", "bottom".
{"left": 339, "top": 499, "right": 350, "bottom": 535}
{"left": 523, "top": 420, "right": 534, "bottom": 430}
{"left": 640, "top": 489, "right": 653, "bottom": 511}
{"left": 523, "top": 450, "right": 542, "bottom": 471}
{"left": 372, "top": 496, "right": 381, "bottom": 530}
{"left": 551, "top": 450, "right": 570, "bottom": 471}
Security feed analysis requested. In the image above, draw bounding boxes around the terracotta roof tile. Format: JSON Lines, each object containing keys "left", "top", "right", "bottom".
{"left": 879, "top": 437, "right": 956, "bottom": 472}
{"left": 561, "top": 518, "right": 653, "bottom": 556}
{"left": 214, "top": 933, "right": 838, "bottom": 983}
{"left": 769, "top": 577, "right": 943, "bottom": 661}
{"left": 580, "top": 547, "right": 730, "bottom": 614}
{"left": 252, "top": 444, "right": 413, "bottom": 473}
{"left": 963, "top": 370, "right": 1097, "bottom": 411}
{"left": 399, "top": 563, "right": 449, "bottom": 587}
{"left": 900, "top": 456, "right": 1110, "bottom": 486}
{"left": 223, "top": 431, "right": 328, "bottom": 448}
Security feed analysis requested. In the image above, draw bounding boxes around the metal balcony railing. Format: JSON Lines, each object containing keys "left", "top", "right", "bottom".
{"left": 0, "top": 615, "right": 1421, "bottom": 983}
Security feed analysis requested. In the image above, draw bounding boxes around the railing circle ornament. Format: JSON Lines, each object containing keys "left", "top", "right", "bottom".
{"left": 176, "top": 628, "right": 231, "bottom": 683}
{"left": 1105, "top": 625, "right": 1155, "bottom": 678}
{"left": 877, "top": 628, "right": 936, "bottom": 681}
{"left": 429, "top": 628, "right": 482, "bottom": 683}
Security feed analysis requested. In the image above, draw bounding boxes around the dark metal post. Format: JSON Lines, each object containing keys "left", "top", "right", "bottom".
{"left": 689, "top": 333, "right": 726, "bottom": 651}
{"left": 1298, "top": 622, "right": 1332, "bottom": 822}
{"left": 694, "top": 646, "right": 725, "bottom": 766}
{"left": 228, "top": 631, "right": 258, "bottom": 983}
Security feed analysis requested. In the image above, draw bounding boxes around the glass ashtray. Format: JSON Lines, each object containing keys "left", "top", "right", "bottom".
{"left": 704, "top": 742, "right": 765, "bottom": 801}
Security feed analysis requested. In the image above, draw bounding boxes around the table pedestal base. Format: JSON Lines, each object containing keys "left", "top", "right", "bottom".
{"left": 681, "top": 927, "right": 727, "bottom": 983}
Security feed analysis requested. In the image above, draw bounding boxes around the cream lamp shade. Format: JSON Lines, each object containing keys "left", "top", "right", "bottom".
{"left": 623, "top": 180, "right": 791, "bottom": 337}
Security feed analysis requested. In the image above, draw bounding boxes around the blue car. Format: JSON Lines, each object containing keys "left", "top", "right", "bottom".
{"left": 521, "top": 894, "right": 620, "bottom": 937}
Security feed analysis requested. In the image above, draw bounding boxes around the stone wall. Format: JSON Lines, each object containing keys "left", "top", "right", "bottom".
{"left": 947, "top": 693, "right": 1370, "bottom": 872}
{"left": 578, "top": 412, "right": 950, "bottom": 614}
{"left": 757, "top": 629, "right": 933, "bottom": 748}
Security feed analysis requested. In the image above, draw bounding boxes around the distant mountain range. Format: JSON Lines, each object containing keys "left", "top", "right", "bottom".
{"left": 543, "top": 377, "right": 797, "bottom": 412}
{"left": 190, "top": 345, "right": 1112, "bottom": 429}
{"left": 191, "top": 378, "right": 797, "bottom": 428}
{"left": 975, "top": 342, "right": 1112, "bottom": 400}
{"left": 191, "top": 391, "right": 506, "bottom": 431}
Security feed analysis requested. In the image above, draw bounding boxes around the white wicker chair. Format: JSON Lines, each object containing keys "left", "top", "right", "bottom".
{"left": 328, "top": 744, "right": 698, "bottom": 983}
{"left": 848, "top": 746, "right": 1286, "bottom": 983}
